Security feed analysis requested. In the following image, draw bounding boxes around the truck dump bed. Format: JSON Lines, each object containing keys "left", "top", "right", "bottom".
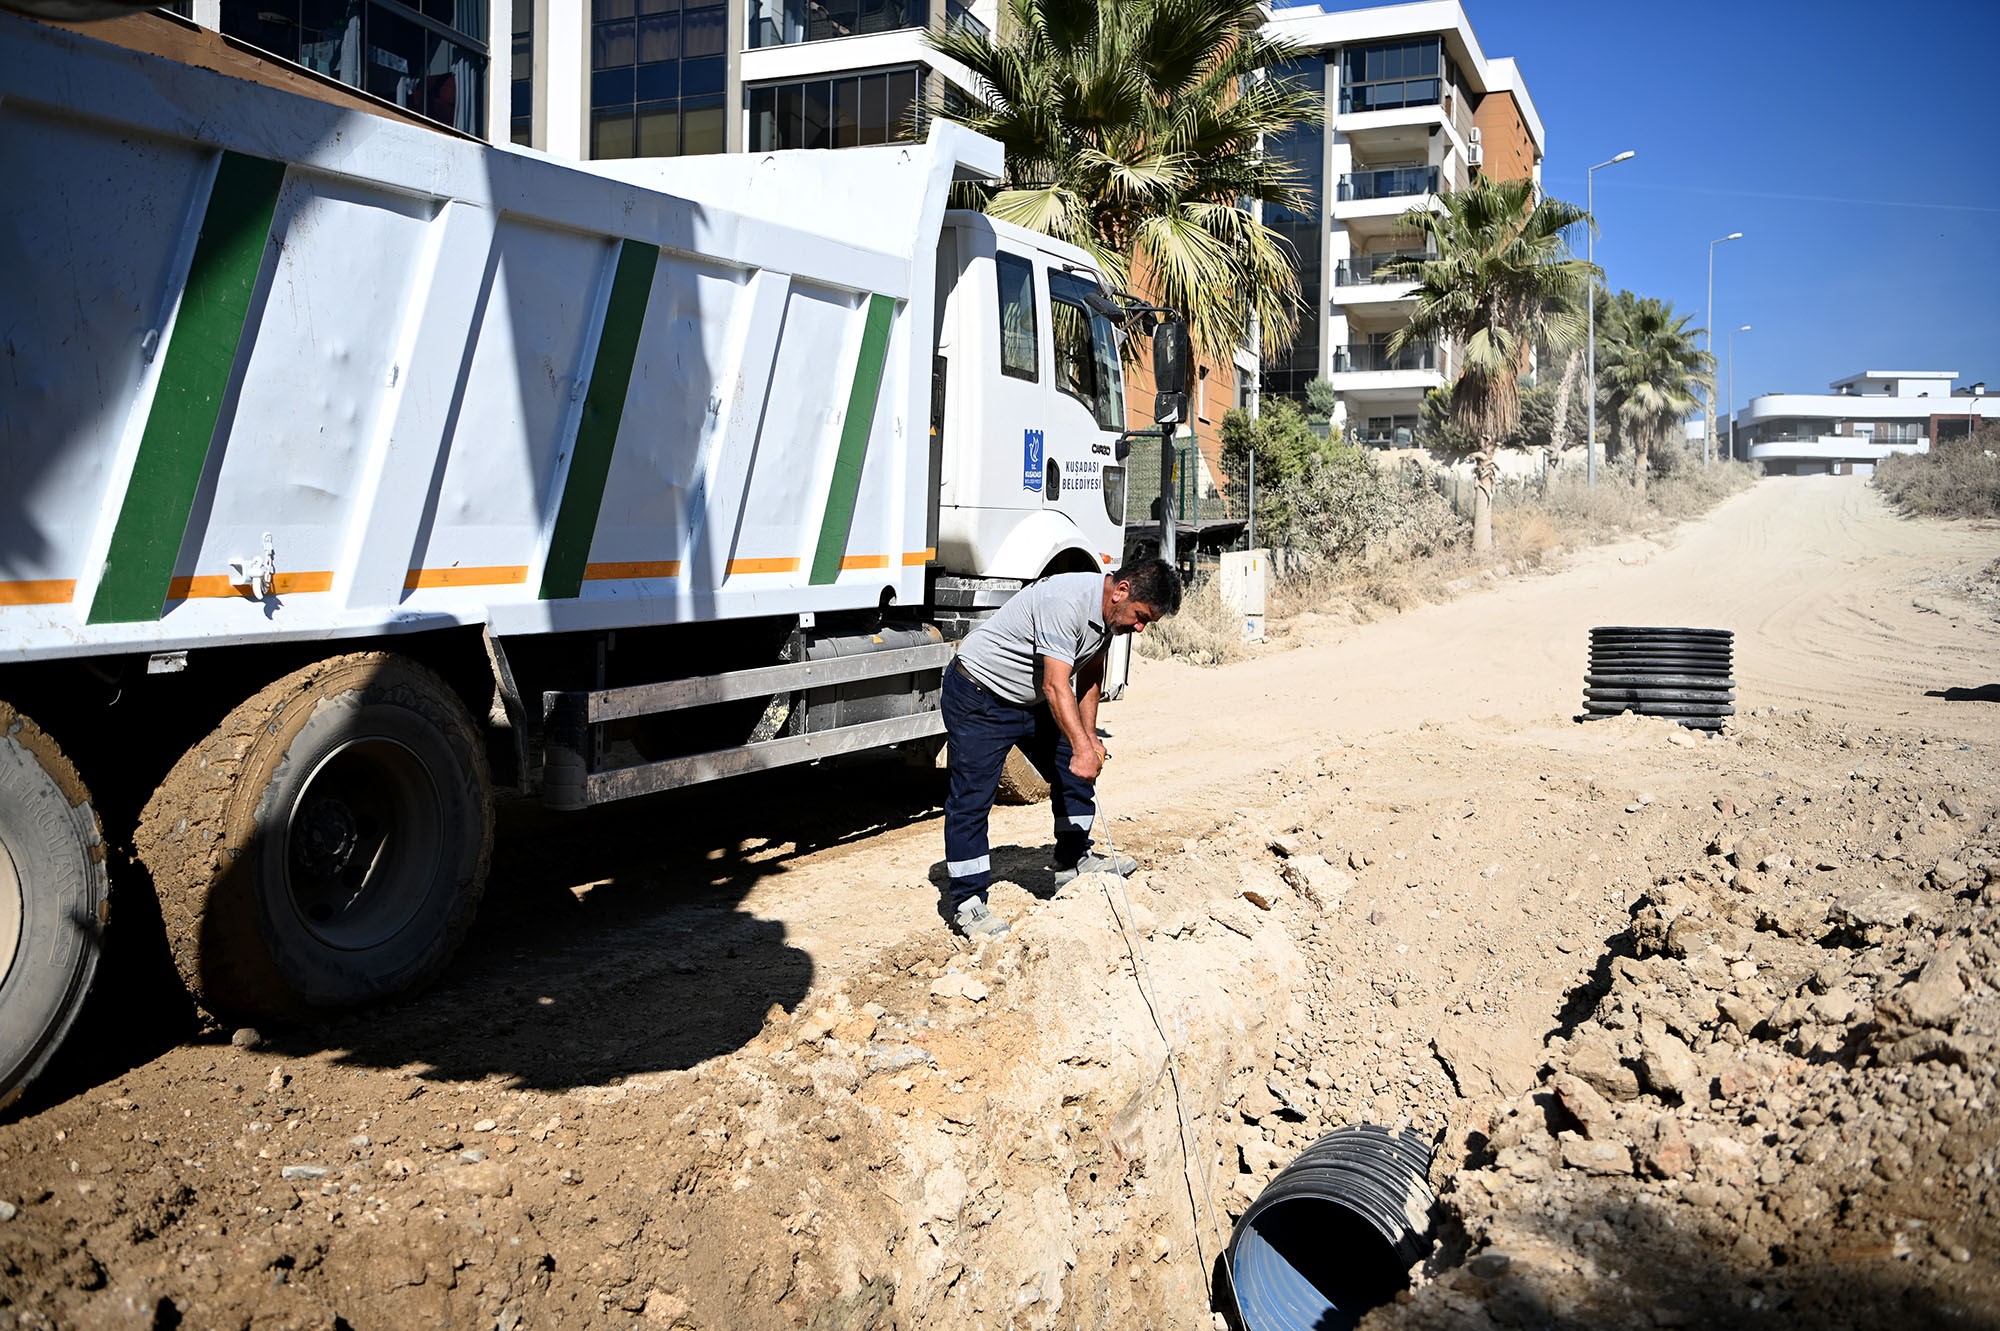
{"left": 0, "top": 13, "right": 1000, "bottom": 663}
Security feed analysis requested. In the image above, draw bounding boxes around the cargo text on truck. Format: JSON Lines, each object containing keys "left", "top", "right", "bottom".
{"left": 0, "top": 13, "right": 1188, "bottom": 1105}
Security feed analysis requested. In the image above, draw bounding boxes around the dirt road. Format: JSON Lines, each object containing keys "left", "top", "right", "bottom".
{"left": 1, "top": 476, "right": 1994, "bottom": 1331}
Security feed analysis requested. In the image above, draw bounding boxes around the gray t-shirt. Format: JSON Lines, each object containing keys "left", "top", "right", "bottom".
{"left": 955, "top": 572, "right": 1110, "bottom": 705}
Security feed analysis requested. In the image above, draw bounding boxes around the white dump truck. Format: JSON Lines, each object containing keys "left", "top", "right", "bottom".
{"left": 0, "top": 13, "right": 1185, "bottom": 1103}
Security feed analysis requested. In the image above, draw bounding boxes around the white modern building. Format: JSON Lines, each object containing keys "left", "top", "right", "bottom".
{"left": 159, "top": 0, "right": 992, "bottom": 158}
{"left": 1731, "top": 371, "right": 1996, "bottom": 476}
{"left": 1259, "top": 0, "right": 1544, "bottom": 447}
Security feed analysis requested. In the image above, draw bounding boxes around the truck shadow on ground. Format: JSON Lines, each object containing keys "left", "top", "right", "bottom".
{"left": 35, "top": 760, "right": 949, "bottom": 1106}
{"left": 1925, "top": 684, "right": 2000, "bottom": 702}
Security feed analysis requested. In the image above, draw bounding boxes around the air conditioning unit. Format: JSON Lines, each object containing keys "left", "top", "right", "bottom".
{"left": 1467, "top": 126, "right": 1483, "bottom": 167}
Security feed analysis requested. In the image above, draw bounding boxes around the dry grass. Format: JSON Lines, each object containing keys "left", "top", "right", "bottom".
{"left": 1134, "top": 574, "right": 1248, "bottom": 666}
{"left": 1875, "top": 427, "right": 2000, "bottom": 519}
{"left": 1493, "top": 508, "right": 1564, "bottom": 566}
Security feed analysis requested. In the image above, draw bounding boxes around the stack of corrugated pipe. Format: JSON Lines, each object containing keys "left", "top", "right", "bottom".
{"left": 1224, "top": 1125, "right": 1437, "bottom": 1331}
{"left": 1580, "top": 626, "right": 1736, "bottom": 731}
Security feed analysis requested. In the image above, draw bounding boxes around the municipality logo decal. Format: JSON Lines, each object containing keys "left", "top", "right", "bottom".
{"left": 1022, "top": 429, "right": 1045, "bottom": 493}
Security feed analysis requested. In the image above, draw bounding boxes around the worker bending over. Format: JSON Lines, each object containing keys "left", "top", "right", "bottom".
{"left": 941, "top": 559, "right": 1183, "bottom": 937}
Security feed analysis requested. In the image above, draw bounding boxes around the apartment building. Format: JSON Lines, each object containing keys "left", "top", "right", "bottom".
{"left": 1261, "top": 0, "right": 1544, "bottom": 447}
{"left": 1731, "top": 371, "right": 1995, "bottom": 476}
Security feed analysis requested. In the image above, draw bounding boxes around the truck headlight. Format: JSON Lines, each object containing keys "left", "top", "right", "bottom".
{"left": 1101, "top": 465, "right": 1126, "bottom": 524}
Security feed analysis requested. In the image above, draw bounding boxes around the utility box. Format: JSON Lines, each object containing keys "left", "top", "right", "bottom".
{"left": 1219, "top": 549, "right": 1269, "bottom": 643}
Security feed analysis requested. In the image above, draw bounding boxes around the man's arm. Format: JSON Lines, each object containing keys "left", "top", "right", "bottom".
{"left": 1075, "top": 654, "right": 1105, "bottom": 758}
{"left": 1040, "top": 656, "right": 1103, "bottom": 781}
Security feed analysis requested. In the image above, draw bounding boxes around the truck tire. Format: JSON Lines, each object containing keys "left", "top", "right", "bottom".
{"left": 136, "top": 655, "right": 492, "bottom": 1023}
{"left": 995, "top": 745, "right": 1050, "bottom": 806}
{"left": 0, "top": 704, "right": 108, "bottom": 1110}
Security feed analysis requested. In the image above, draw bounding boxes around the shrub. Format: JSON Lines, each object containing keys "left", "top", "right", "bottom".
{"left": 1874, "top": 424, "right": 2000, "bottom": 519}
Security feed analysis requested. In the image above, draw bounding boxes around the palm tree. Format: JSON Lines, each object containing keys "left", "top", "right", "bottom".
{"left": 1378, "top": 177, "right": 1591, "bottom": 552}
{"left": 1597, "top": 296, "right": 1712, "bottom": 498}
{"left": 927, "top": 0, "right": 1321, "bottom": 364}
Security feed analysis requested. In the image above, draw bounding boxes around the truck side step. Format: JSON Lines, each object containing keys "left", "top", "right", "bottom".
{"left": 541, "top": 642, "right": 956, "bottom": 809}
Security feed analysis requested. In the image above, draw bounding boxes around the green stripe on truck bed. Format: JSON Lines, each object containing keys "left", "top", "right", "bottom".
{"left": 88, "top": 152, "right": 286, "bottom": 625}
{"left": 809, "top": 293, "right": 895, "bottom": 586}
{"left": 540, "top": 238, "right": 660, "bottom": 601}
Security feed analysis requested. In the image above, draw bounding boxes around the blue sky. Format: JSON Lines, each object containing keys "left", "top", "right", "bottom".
{"left": 1285, "top": 0, "right": 2000, "bottom": 416}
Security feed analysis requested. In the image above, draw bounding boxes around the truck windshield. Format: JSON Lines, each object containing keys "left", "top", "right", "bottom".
{"left": 1049, "top": 271, "right": 1126, "bottom": 432}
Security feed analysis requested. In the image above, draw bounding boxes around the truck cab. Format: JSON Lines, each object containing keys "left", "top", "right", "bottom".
{"left": 932, "top": 212, "right": 1130, "bottom": 585}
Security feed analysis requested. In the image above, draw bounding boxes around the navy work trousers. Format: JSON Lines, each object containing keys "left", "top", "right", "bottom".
{"left": 941, "top": 662, "right": 1097, "bottom": 906}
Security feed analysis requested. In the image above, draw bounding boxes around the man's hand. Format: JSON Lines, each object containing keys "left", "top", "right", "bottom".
{"left": 1070, "top": 746, "right": 1103, "bottom": 781}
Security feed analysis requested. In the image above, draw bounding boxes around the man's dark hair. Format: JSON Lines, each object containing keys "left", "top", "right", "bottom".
{"left": 1112, "top": 558, "right": 1183, "bottom": 616}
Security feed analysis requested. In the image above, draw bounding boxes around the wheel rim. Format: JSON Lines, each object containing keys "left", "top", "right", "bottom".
{"left": 0, "top": 838, "right": 21, "bottom": 993}
{"left": 284, "top": 737, "right": 443, "bottom": 951}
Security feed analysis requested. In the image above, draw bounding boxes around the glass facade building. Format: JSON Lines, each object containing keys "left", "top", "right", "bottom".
{"left": 219, "top": 0, "right": 489, "bottom": 134}
{"left": 1259, "top": 57, "right": 1324, "bottom": 402}
{"left": 589, "top": 0, "right": 727, "bottom": 158}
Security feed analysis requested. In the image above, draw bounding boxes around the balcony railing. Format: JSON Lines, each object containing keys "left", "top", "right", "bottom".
{"left": 1334, "top": 251, "right": 1428, "bottom": 285}
{"left": 1336, "top": 166, "right": 1437, "bottom": 203}
{"left": 1333, "top": 342, "right": 1435, "bottom": 373}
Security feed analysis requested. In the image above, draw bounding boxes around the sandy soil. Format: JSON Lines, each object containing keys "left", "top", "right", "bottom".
{"left": 0, "top": 476, "right": 1994, "bottom": 1330}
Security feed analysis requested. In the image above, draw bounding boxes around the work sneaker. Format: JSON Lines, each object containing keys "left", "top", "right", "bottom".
{"left": 1053, "top": 850, "right": 1139, "bottom": 888}
{"left": 953, "top": 898, "right": 1011, "bottom": 938}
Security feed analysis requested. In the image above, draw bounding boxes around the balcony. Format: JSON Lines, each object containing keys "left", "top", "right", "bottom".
{"left": 1334, "top": 252, "right": 1427, "bottom": 285}
{"left": 1338, "top": 78, "right": 1441, "bottom": 116}
{"left": 1333, "top": 342, "right": 1434, "bottom": 373}
{"left": 1337, "top": 166, "right": 1437, "bottom": 203}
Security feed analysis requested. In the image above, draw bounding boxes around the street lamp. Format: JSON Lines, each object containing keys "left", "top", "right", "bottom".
{"left": 1586, "top": 150, "right": 1636, "bottom": 489}
{"left": 1726, "top": 324, "right": 1751, "bottom": 462}
{"left": 1705, "top": 231, "right": 1743, "bottom": 466}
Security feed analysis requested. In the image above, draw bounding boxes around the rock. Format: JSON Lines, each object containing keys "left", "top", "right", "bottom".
{"left": 1237, "top": 1081, "right": 1280, "bottom": 1124}
{"left": 1829, "top": 886, "right": 1935, "bottom": 938}
{"left": 641, "top": 1290, "right": 691, "bottom": 1326}
{"left": 265, "top": 1067, "right": 290, "bottom": 1093}
{"left": 1564, "top": 1029, "right": 1641, "bottom": 1101}
{"left": 1279, "top": 855, "right": 1352, "bottom": 908}
{"left": 1466, "top": 1252, "right": 1513, "bottom": 1278}
{"left": 1716, "top": 992, "right": 1768, "bottom": 1033}
{"left": 1939, "top": 797, "right": 1966, "bottom": 820}
{"left": 1268, "top": 833, "right": 1303, "bottom": 858}
{"left": 1242, "top": 889, "right": 1274, "bottom": 912}
{"left": 1549, "top": 1074, "right": 1617, "bottom": 1140}
{"left": 1730, "top": 830, "right": 1776, "bottom": 870}
{"left": 1495, "top": 1145, "right": 1551, "bottom": 1182}
{"left": 1241, "top": 1139, "right": 1287, "bottom": 1175}
{"left": 1931, "top": 859, "right": 1969, "bottom": 888}
{"left": 1879, "top": 946, "right": 1966, "bottom": 1029}
{"left": 279, "top": 1165, "right": 328, "bottom": 1181}
{"left": 473, "top": 1119, "right": 498, "bottom": 1133}
{"left": 1636, "top": 1027, "right": 1702, "bottom": 1102}
{"left": 1209, "top": 901, "right": 1258, "bottom": 939}
{"left": 1874, "top": 1030, "right": 1968, "bottom": 1067}
{"left": 929, "top": 973, "right": 989, "bottom": 1002}
{"left": 0, "top": 1201, "right": 17, "bottom": 1221}
{"left": 1636, "top": 1114, "right": 1693, "bottom": 1178}
{"left": 446, "top": 1161, "right": 513, "bottom": 1197}
{"left": 1433, "top": 1024, "right": 1543, "bottom": 1100}
{"left": 1560, "top": 1136, "right": 1632, "bottom": 1177}
{"left": 230, "top": 1028, "right": 263, "bottom": 1049}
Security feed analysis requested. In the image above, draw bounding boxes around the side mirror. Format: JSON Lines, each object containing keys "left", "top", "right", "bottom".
{"left": 1153, "top": 319, "right": 1189, "bottom": 426}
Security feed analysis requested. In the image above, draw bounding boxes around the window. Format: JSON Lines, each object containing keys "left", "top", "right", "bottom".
{"left": 746, "top": 67, "right": 923, "bottom": 150}
{"left": 747, "top": 0, "right": 925, "bottom": 49}
{"left": 219, "top": 0, "right": 488, "bottom": 134}
{"left": 591, "top": 0, "right": 727, "bottom": 159}
{"left": 1049, "top": 270, "right": 1125, "bottom": 431}
{"left": 995, "top": 252, "right": 1038, "bottom": 383}
{"left": 1338, "top": 38, "right": 1454, "bottom": 114}
{"left": 510, "top": 0, "right": 532, "bottom": 144}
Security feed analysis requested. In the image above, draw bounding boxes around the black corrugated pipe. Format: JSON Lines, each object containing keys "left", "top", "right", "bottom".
{"left": 1224, "top": 1124, "right": 1437, "bottom": 1331}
